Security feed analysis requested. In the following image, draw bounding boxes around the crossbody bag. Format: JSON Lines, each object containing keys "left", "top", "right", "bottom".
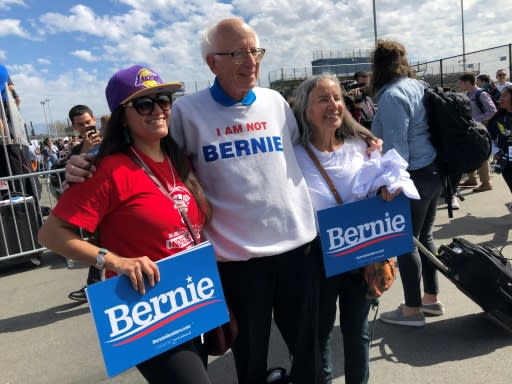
{"left": 303, "top": 144, "right": 396, "bottom": 300}
{"left": 127, "top": 148, "right": 238, "bottom": 356}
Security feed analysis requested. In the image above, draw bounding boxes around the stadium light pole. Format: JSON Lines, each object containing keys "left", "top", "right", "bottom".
{"left": 44, "top": 98, "right": 57, "bottom": 138}
{"left": 40, "top": 100, "right": 50, "bottom": 137}
{"left": 372, "top": 0, "right": 377, "bottom": 45}
{"left": 461, "top": 0, "right": 466, "bottom": 71}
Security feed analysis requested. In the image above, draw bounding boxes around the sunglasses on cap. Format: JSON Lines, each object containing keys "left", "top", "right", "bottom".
{"left": 124, "top": 92, "right": 173, "bottom": 116}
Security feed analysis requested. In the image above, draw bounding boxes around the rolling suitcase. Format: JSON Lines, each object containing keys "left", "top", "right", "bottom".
{"left": 414, "top": 237, "right": 512, "bottom": 332}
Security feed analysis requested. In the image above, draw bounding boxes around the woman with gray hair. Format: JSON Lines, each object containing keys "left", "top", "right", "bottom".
{"left": 293, "top": 73, "right": 395, "bottom": 384}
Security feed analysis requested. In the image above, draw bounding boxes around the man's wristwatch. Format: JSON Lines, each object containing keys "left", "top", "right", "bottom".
{"left": 94, "top": 248, "right": 108, "bottom": 270}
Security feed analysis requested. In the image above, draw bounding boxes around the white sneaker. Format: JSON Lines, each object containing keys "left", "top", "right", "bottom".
{"left": 451, "top": 196, "right": 460, "bottom": 210}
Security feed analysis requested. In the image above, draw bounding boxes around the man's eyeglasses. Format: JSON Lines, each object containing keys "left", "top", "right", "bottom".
{"left": 497, "top": 73, "right": 506, "bottom": 77}
{"left": 124, "top": 93, "right": 173, "bottom": 116}
{"left": 214, "top": 48, "right": 266, "bottom": 64}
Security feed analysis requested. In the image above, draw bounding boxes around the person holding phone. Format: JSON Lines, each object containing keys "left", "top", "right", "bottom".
{"left": 68, "top": 105, "right": 102, "bottom": 155}
{"left": 65, "top": 105, "right": 104, "bottom": 302}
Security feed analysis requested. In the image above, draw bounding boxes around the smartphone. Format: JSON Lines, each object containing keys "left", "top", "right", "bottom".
{"left": 86, "top": 126, "right": 97, "bottom": 135}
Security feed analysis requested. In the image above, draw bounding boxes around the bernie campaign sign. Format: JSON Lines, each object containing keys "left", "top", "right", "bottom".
{"left": 318, "top": 194, "right": 413, "bottom": 278}
{"left": 86, "top": 242, "right": 228, "bottom": 377}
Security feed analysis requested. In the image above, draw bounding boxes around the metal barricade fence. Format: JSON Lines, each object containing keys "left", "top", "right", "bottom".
{"left": 0, "top": 167, "right": 64, "bottom": 264}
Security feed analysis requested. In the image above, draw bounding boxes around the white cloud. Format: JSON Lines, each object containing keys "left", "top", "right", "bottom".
{"left": 14, "top": 66, "right": 108, "bottom": 128}
{"left": 39, "top": 4, "right": 153, "bottom": 40}
{"left": 0, "top": 50, "right": 6, "bottom": 61}
{"left": 0, "top": 0, "right": 26, "bottom": 10}
{"left": 71, "top": 50, "right": 98, "bottom": 62}
{"left": 37, "top": 58, "right": 51, "bottom": 65}
{"left": 0, "top": 18, "right": 30, "bottom": 38}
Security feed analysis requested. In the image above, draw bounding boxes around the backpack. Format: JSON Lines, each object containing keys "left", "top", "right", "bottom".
{"left": 475, "top": 88, "right": 500, "bottom": 113}
{"left": 423, "top": 87, "right": 492, "bottom": 217}
{"left": 423, "top": 87, "right": 491, "bottom": 176}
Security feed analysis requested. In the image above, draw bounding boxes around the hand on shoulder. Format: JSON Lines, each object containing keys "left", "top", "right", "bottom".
{"left": 366, "top": 138, "right": 383, "bottom": 156}
{"left": 65, "top": 153, "right": 97, "bottom": 184}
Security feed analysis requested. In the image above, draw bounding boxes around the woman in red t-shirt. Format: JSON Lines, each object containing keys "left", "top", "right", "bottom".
{"left": 38, "top": 65, "right": 211, "bottom": 384}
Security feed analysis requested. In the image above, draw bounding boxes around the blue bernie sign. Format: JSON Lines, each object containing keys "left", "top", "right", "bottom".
{"left": 317, "top": 194, "right": 414, "bottom": 278}
{"left": 86, "top": 242, "right": 228, "bottom": 377}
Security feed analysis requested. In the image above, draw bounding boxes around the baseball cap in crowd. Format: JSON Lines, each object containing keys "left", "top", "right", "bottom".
{"left": 105, "top": 65, "right": 183, "bottom": 112}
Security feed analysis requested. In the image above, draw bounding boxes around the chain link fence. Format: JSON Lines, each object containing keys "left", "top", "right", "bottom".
{"left": 268, "top": 44, "right": 512, "bottom": 95}
{"left": 410, "top": 44, "right": 512, "bottom": 90}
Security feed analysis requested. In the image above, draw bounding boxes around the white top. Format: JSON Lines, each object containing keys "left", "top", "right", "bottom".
{"left": 28, "top": 143, "right": 38, "bottom": 160}
{"left": 294, "top": 138, "right": 368, "bottom": 231}
{"left": 496, "top": 81, "right": 512, "bottom": 92}
{"left": 171, "top": 87, "right": 316, "bottom": 261}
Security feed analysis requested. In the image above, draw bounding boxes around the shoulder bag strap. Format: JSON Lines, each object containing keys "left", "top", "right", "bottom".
{"left": 303, "top": 144, "right": 343, "bottom": 205}
{"left": 127, "top": 149, "right": 199, "bottom": 245}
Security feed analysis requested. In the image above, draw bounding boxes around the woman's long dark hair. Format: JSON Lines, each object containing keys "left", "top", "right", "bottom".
{"left": 371, "top": 39, "right": 415, "bottom": 96}
{"left": 97, "top": 108, "right": 211, "bottom": 221}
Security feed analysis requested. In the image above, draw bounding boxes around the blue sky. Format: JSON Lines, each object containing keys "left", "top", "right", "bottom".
{"left": 1, "top": 0, "right": 512, "bottom": 134}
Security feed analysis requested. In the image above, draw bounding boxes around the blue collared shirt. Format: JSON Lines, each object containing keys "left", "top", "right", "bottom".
{"left": 209, "top": 77, "right": 256, "bottom": 106}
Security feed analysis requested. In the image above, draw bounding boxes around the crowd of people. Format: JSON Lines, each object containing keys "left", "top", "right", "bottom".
{"left": 29, "top": 120, "right": 108, "bottom": 174}
{"left": 12, "top": 15, "right": 508, "bottom": 384}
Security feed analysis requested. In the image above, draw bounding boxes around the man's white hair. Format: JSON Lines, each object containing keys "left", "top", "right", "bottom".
{"left": 200, "top": 18, "right": 260, "bottom": 63}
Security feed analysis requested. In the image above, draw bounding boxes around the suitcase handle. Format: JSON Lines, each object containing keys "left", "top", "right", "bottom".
{"left": 413, "top": 237, "right": 450, "bottom": 274}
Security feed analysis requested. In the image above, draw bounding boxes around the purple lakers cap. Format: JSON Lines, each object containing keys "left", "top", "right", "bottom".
{"left": 105, "top": 65, "right": 183, "bottom": 112}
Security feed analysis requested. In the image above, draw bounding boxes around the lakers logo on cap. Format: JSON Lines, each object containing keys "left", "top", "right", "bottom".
{"left": 134, "top": 68, "right": 161, "bottom": 88}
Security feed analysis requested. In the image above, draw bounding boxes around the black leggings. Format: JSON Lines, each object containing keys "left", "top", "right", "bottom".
{"left": 86, "top": 265, "right": 103, "bottom": 285}
{"left": 136, "top": 338, "right": 210, "bottom": 384}
{"left": 399, "top": 165, "right": 444, "bottom": 307}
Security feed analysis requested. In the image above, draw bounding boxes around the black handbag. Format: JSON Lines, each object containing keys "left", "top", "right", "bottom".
{"left": 202, "top": 305, "right": 238, "bottom": 356}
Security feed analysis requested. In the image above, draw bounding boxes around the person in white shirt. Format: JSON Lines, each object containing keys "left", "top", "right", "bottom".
{"left": 496, "top": 69, "right": 512, "bottom": 92}
{"left": 28, "top": 141, "right": 39, "bottom": 171}
{"left": 293, "top": 73, "right": 391, "bottom": 384}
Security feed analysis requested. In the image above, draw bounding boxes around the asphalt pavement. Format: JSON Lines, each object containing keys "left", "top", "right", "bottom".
{"left": 1, "top": 174, "right": 512, "bottom": 384}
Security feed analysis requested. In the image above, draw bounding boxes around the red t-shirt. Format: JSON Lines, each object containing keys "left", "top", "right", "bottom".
{"left": 53, "top": 152, "right": 205, "bottom": 277}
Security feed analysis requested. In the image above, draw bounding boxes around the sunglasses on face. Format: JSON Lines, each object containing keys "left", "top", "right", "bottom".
{"left": 124, "top": 92, "right": 173, "bottom": 116}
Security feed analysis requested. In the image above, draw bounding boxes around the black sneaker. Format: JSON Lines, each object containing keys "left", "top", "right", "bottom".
{"left": 68, "top": 285, "right": 88, "bottom": 302}
{"left": 40, "top": 206, "right": 51, "bottom": 216}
